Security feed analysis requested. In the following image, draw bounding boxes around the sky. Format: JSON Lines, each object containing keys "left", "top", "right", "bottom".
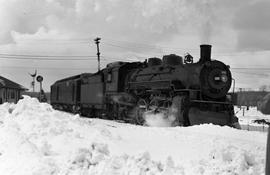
{"left": 0, "top": 0, "right": 270, "bottom": 92}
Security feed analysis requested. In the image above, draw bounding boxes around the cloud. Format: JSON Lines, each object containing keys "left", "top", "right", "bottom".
{"left": 1, "top": 0, "right": 270, "bottom": 91}
{"left": 4, "top": 0, "right": 269, "bottom": 52}
{"left": 233, "top": 0, "right": 270, "bottom": 51}
{"left": 0, "top": 0, "right": 50, "bottom": 44}
{"left": 0, "top": 0, "right": 236, "bottom": 46}
{"left": 2, "top": 0, "right": 234, "bottom": 60}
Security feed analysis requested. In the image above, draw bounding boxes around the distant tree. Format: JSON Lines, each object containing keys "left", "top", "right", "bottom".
{"left": 258, "top": 93, "right": 270, "bottom": 114}
{"left": 259, "top": 85, "right": 268, "bottom": 92}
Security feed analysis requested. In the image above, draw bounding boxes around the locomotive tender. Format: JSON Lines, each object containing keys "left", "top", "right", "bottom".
{"left": 51, "top": 45, "right": 239, "bottom": 127}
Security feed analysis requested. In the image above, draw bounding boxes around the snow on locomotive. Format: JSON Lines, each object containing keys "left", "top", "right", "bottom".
{"left": 51, "top": 45, "right": 239, "bottom": 128}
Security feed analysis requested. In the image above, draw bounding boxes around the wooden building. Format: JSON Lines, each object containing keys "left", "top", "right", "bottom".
{"left": 236, "top": 91, "right": 269, "bottom": 107}
{"left": 0, "top": 76, "right": 27, "bottom": 104}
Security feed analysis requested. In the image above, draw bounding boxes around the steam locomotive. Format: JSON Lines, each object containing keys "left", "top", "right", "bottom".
{"left": 51, "top": 45, "right": 239, "bottom": 128}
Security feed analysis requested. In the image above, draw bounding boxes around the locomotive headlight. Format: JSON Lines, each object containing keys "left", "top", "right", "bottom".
{"left": 221, "top": 72, "right": 228, "bottom": 82}
{"left": 221, "top": 75, "right": 228, "bottom": 82}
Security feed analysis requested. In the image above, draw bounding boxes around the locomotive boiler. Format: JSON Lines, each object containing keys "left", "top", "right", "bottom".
{"left": 51, "top": 45, "right": 239, "bottom": 128}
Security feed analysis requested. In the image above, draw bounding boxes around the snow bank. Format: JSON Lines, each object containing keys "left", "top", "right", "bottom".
{"left": 0, "top": 96, "right": 267, "bottom": 174}
{"left": 236, "top": 106, "right": 270, "bottom": 132}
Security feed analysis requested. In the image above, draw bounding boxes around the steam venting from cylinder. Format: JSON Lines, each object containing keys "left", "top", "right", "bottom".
{"left": 200, "top": 44, "right": 212, "bottom": 63}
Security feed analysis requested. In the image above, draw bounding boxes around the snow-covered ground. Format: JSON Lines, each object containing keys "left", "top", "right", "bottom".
{"left": 0, "top": 96, "right": 268, "bottom": 174}
{"left": 236, "top": 106, "right": 270, "bottom": 132}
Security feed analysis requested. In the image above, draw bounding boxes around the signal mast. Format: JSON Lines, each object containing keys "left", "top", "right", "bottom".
{"left": 29, "top": 70, "right": 37, "bottom": 92}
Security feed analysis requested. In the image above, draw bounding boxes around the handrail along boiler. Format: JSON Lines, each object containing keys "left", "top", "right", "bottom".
{"left": 51, "top": 45, "right": 239, "bottom": 127}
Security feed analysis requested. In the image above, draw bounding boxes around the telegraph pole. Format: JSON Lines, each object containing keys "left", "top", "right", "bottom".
{"left": 94, "top": 37, "right": 101, "bottom": 71}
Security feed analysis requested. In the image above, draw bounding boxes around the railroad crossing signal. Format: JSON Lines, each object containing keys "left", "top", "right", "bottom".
{"left": 36, "top": 75, "right": 43, "bottom": 82}
{"left": 36, "top": 75, "right": 47, "bottom": 102}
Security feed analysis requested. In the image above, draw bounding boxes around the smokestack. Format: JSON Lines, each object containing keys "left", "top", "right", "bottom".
{"left": 200, "top": 44, "right": 212, "bottom": 62}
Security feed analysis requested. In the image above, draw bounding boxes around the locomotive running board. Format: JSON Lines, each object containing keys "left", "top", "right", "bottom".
{"left": 191, "top": 100, "right": 232, "bottom": 105}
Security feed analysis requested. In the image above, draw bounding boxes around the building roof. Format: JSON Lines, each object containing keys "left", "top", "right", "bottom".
{"left": 0, "top": 76, "right": 28, "bottom": 90}
{"left": 54, "top": 73, "right": 92, "bottom": 84}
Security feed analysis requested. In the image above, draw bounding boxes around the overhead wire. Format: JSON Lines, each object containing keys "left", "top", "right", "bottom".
{"left": 0, "top": 57, "right": 92, "bottom": 61}
{"left": 97, "top": 36, "right": 200, "bottom": 52}
{"left": 5, "top": 37, "right": 270, "bottom": 90}
{"left": 8, "top": 36, "right": 270, "bottom": 58}
{"left": 103, "top": 40, "right": 270, "bottom": 58}
{"left": 2, "top": 37, "right": 270, "bottom": 74}
{"left": 16, "top": 36, "right": 194, "bottom": 51}
{"left": 0, "top": 53, "right": 101, "bottom": 61}
{"left": 1, "top": 52, "right": 270, "bottom": 71}
{"left": 231, "top": 68, "right": 270, "bottom": 70}
{"left": 0, "top": 66, "right": 91, "bottom": 70}
{"left": 0, "top": 53, "right": 95, "bottom": 57}
{"left": 0, "top": 52, "right": 144, "bottom": 62}
{"left": 232, "top": 71, "right": 269, "bottom": 77}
